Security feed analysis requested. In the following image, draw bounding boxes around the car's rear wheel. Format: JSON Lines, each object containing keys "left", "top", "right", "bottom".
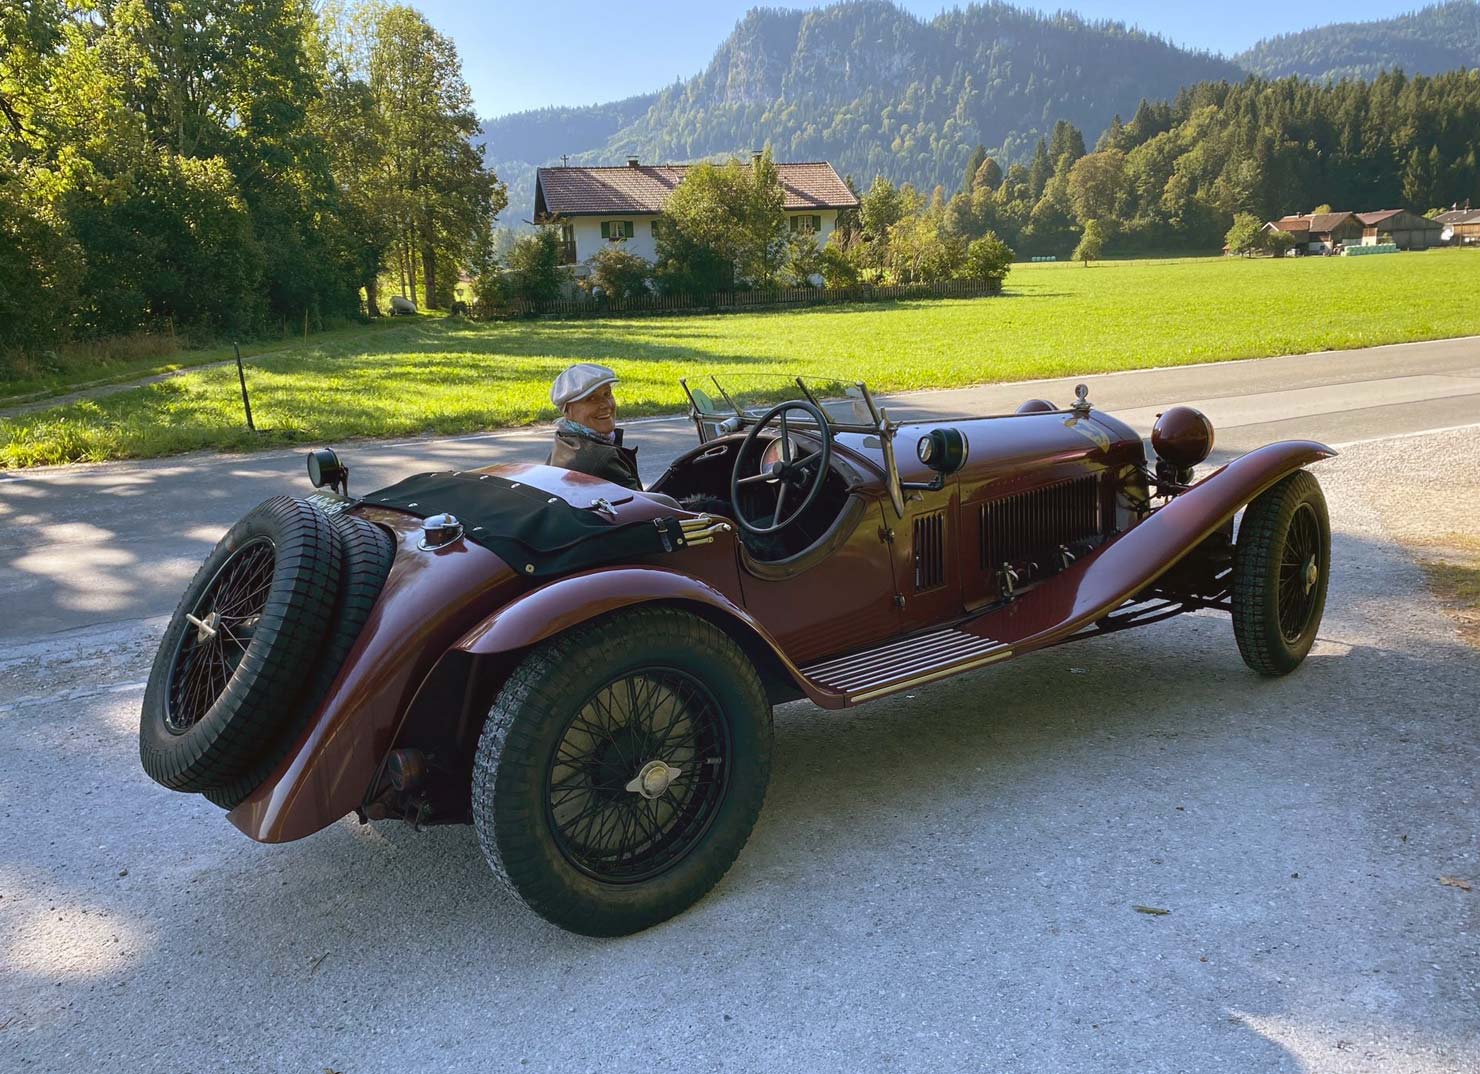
{"left": 1231, "top": 470, "right": 1331, "bottom": 676}
{"left": 139, "top": 497, "right": 342, "bottom": 792}
{"left": 472, "top": 607, "right": 772, "bottom": 936}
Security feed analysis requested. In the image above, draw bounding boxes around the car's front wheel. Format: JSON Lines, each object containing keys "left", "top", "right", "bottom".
{"left": 1231, "top": 469, "right": 1331, "bottom": 676}
{"left": 472, "top": 607, "right": 773, "bottom": 935}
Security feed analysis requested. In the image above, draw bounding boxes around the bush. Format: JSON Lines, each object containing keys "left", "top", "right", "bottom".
{"left": 959, "top": 232, "right": 1014, "bottom": 284}
{"left": 504, "top": 227, "right": 569, "bottom": 304}
{"left": 582, "top": 242, "right": 650, "bottom": 301}
{"left": 819, "top": 238, "right": 863, "bottom": 288}
{"left": 779, "top": 230, "right": 825, "bottom": 288}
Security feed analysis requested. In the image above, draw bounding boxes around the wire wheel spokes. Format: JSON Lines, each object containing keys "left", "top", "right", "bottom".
{"left": 165, "top": 538, "right": 276, "bottom": 734}
{"left": 1276, "top": 502, "right": 1321, "bottom": 643}
{"left": 546, "top": 669, "right": 731, "bottom": 883}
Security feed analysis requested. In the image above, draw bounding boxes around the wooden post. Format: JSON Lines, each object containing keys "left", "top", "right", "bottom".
{"left": 233, "top": 342, "right": 255, "bottom": 432}
{"left": 304, "top": 309, "right": 309, "bottom": 340}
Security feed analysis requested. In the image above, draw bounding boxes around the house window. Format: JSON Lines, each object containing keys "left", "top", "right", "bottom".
{"left": 558, "top": 223, "right": 574, "bottom": 244}
{"left": 651, "top": 219, "right": 663, "bottom": 239}
{"left": 600, "top": 220, "right": 635, "bottom": 241}
{"left": 789, "top": 214, "right": 823, "bottom": 234}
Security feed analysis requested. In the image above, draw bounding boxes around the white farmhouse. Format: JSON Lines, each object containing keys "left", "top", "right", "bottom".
{"left": 533, "top": 156, "right": 859, "bottom": 275}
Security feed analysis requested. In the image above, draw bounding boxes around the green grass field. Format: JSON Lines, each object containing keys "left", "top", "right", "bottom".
{"left": 4, "top": 250, "right": 1478, "bottom": 468}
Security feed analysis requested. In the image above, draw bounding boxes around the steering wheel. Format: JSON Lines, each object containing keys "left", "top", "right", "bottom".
{"left": 729, "top": 400, "right": 833, "bottom": 536}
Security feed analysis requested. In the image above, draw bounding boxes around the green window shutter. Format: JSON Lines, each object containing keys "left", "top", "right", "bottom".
{"left": 623, "top": 221, "right": 634, "bottom": 239}
{"left": 812, "top": 215, "right": 822, "bottom": 231}
{"left": 600, "top": 221, "right": 610, "bottom": 239}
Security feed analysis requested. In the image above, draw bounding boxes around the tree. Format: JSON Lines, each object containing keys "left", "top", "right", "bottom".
{"left": 858, "top": 175, "right": 904, "bottom": 240}
{"left": 973, "top": 157, "right": 1003, "bottom": 193}
{"left": 1073, "top": 219, "right": 1107, "bottom": 266}
{"left": 582, "top": 242, "right": 650, "bottom": 301}
{"left": 1067, "top": 150, "right": 1127, "bottom": 225}
{"left": 504, "top": 227, "right": 568, "bottom": 304}
{"left": 662, "top": 149, "right": 786, "bottom": 288}
{"left": 959, "top": 232, "right": 1014, "bottom": 284}
{"left": 1225, "top": 212, "right": 1266, "bottom": 256}
{"left": 367, "top": 5, "right": 505, "bottom": 309}
{"left": 962, "top": 144, "right": 987, "bottom": 193}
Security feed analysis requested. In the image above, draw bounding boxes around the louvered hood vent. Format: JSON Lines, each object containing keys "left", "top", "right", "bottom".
{"left": 980, "top": 475, "right": 1104, "bottom": 574}
{"left": 913, "top": 510, "right": 945, "bottom": 591}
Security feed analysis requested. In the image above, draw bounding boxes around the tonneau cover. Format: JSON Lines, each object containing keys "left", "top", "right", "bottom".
{"left": 365, "top": 471, "right": 686, "bottom": 578}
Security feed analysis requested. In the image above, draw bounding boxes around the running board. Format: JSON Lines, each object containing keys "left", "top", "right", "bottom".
{"left": 801, "top": 628, "right": 1012, "bottom": 704}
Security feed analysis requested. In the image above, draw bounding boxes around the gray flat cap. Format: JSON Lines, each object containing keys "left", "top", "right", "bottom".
{"left": 551, "top": 363, "right": 619, "bottom": 408}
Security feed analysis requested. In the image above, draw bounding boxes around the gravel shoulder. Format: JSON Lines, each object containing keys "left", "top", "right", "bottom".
{"left": 0, "top": 430, "right": 1476, "bottom": 1074}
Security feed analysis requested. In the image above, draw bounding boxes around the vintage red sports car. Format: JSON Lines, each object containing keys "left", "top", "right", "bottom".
{"left": 139, "top": 376, "right": 1333, "bottom": 935}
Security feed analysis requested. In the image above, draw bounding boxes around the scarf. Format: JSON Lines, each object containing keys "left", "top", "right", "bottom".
{"left": 557, "top": 416, "right": 616, "bottom": 445}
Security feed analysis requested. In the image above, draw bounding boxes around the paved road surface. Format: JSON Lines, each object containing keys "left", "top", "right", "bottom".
{"left": 0, "top": 340, "right": 1477, "bottom": 1073}
{"left": 2, "top": 335, "right": 1478, "bottom": 640}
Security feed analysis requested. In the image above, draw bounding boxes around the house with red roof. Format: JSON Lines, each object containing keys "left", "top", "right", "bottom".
{"left": 534, "top": 156, "right": 859, "bottom": 272}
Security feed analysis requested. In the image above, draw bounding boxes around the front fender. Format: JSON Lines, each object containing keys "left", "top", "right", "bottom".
{"left": 983, "top": 439, "right": 1337, "bottom": 652}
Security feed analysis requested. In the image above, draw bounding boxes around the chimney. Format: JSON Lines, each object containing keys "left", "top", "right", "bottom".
{"left": 626, "top": 155, "right": 640, "bottom": 168}
{"left": 752, "top": 149, "right": 763, "bottom": 164}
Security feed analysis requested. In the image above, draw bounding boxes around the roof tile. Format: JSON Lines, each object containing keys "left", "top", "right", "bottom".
{"left": 536, "top": 161, "right": 859, "bottom": 217}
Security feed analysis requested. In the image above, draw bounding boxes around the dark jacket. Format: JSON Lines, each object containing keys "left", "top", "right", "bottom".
{"left": 547, "top": 426, "right": 642, "bottom": 490}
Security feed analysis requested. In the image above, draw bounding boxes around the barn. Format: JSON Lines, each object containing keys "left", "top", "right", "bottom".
{"left": 1355, "top": 210, "right": 1443, "bottom": 250}
{"left": 1263, "top": 212, "right": 1363, "bottom": 253}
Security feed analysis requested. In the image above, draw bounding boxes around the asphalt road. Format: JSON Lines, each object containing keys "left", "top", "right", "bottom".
{"left": 1, "top": 339, "right": 1477, "bottom": 1072}
{"left": 2, "top": 334, "right": 1478, "bottom": 641}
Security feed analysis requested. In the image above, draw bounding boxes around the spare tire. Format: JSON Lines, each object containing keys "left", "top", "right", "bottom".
{"left": 204, "top": 514, "right": 396, "bottom": 808}
{"left": 139, "top": 496, "right": 343, "bottom": 792}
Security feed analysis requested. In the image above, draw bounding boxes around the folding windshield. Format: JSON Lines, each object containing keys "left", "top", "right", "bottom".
{"left": 680, "top": 374, "right": 879, "bottom": 430}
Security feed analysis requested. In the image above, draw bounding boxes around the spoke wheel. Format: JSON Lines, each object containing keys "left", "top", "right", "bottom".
{"left": 1276, "top": 502, "right": 1322, "bottom": 644}
{"left": 1231, "top": 469, "right": 1331, "bottom": 677}
{"left": 140, "top": 495, "right": 343, "bottom": 793}
{"left": 473, "top": 606, "right": 773, "bottom": 936}
{"left": 165, "top": 538, "right": 275, "bottom": 735}
{"left": 547, "top": 669, "right": 731, "bottom": 884}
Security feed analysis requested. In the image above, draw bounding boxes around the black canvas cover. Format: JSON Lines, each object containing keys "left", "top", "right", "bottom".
{"left": 364, "top": 471, "right": 685, "bottom": 579}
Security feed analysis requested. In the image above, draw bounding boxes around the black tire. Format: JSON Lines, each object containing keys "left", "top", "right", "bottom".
{"left": 472, "top": 607, "right": 772, "bottom": 936}
{"left": 204, "top": 514, "right": 396, "bottom": 809}
{"left": 1232, "top": 470, "right": 1331, "bottom": 676}
{"left": 140, "top": 497, "right": 342, "bottom": 792}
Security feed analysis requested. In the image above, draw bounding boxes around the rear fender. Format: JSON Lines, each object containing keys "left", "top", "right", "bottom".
{"left": 454, "top": 567, "right": 819, "bottom": 706}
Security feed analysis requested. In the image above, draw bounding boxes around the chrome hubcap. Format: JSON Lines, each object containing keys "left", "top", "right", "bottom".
{"left": 1303, "top": 556, "right": 1319, "bottom": 593}
{"left": 625, "top": 759, "right": 683, "bottom": 800}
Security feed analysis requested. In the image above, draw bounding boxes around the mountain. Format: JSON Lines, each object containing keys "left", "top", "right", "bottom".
{"left": 1236, "top": 1, "right": 1480, "bottom": 81}
{"left": 480, "top": 0, "right": 1242, "bottom": 214}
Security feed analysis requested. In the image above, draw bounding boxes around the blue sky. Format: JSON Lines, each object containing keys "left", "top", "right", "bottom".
{"left": 421, "top": 1, "right": 1426, "bottom": 117}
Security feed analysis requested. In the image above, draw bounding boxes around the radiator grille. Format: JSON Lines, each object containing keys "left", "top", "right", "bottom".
{"left": 980, "top": 475, "right": 1103, "bottom": 572}
{"left": 913, "top": 510, "right": 946, "bottom": 592}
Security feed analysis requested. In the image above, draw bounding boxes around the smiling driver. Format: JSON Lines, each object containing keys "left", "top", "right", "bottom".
{"left": 547, "top": 363, "right": 642, "bottom": 490}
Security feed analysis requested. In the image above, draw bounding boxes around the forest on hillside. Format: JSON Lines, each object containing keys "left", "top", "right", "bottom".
{"left": 482, "top": 1, "right": 1244, "bottom": 207}
{"left": 1237, "top": 1, "right": 1480, "bottom": 82}
{"left": 917, "top": 70, "right": 1480, "bottom": 260}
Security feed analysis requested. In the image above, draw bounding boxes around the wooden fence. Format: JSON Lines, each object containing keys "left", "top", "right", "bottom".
{"left": 493, "top": 278, "right": 1002, "bottom": 320}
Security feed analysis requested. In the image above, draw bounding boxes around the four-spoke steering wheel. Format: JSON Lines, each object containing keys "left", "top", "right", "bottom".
{"left": 729, "top": 400, "right": 833, "bottom": 536}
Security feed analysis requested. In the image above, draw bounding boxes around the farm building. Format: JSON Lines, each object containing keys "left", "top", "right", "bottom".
{"left": 1435, "top": 207, "right": 1480, "bottom": 245}
{"left": 1355, "top": 210, "right": 1442, "bottom": 249}
{"left": 533, "top": 157, "right": 858, "bottom": 274}
{"left": 1262, "top": 212, "right": 1363, "bottom": 253}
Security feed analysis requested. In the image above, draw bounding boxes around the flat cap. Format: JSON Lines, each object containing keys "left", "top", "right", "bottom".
{"left": 551, "top": 363, "right": 619, "bottom": 408}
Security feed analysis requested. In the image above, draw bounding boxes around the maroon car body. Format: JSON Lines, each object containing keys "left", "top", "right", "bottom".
{"left": 220, "top": 385, "right": 1332, "bottom": 846}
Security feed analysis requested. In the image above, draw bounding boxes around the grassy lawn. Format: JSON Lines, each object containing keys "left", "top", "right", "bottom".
{"left": 3, "top": 250, "right": 1478, "bottom": 468}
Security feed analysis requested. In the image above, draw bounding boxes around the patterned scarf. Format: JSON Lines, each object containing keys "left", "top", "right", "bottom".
{"left": 557, "top": 416, "right": 616, "bottom": 445}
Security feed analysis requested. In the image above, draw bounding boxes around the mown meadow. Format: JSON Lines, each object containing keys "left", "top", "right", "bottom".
{"left": 4, "top": 250, "right": 1478, "bottom": 469}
